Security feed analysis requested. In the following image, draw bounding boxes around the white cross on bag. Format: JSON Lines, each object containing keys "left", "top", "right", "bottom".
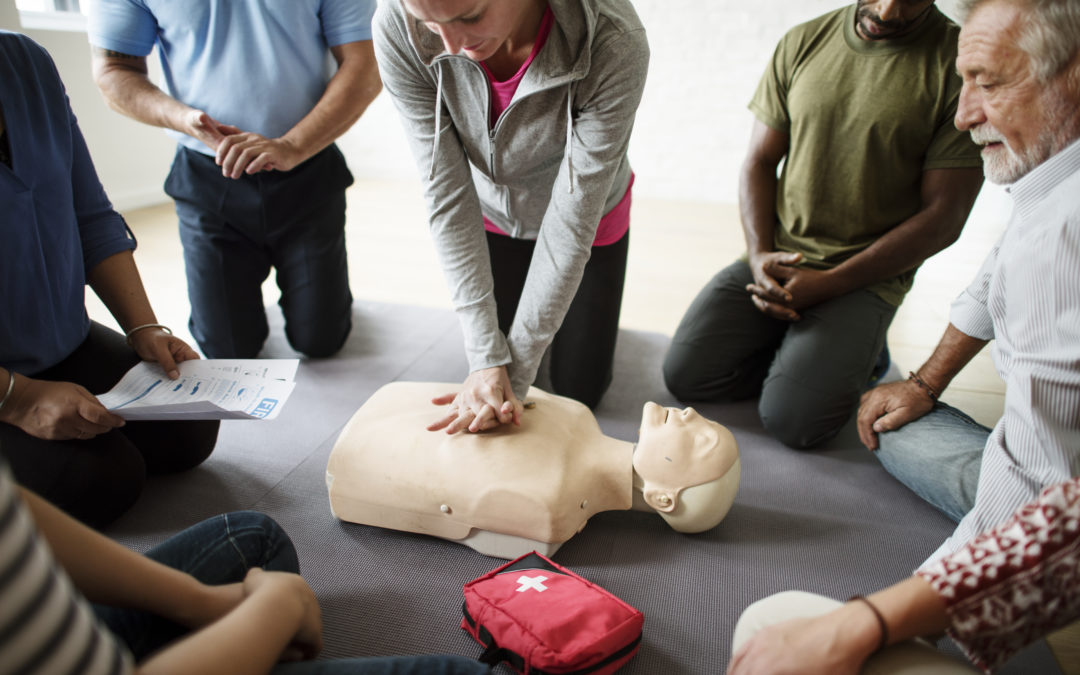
{"left": 515, "top": 574, "right": 549, "bottom": 593}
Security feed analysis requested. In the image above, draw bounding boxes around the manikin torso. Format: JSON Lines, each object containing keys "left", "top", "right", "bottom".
{"left": 327, "top": 382, "right": 739, "bottom": 557}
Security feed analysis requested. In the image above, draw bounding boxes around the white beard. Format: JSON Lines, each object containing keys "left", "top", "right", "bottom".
{"left": 969, "top": 88, "right": 1077, "bottom": 185}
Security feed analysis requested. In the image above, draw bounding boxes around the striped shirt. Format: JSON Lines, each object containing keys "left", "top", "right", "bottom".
{"left": 923, "top": 137, "right": 1080, "bottom": 566}
{"left": 0, "top": 463, "right": 133, "bottom": 675}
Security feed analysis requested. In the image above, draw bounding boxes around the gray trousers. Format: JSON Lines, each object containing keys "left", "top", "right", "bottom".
{"left": 663, "top": 261, "right": 896, "bottom": 448}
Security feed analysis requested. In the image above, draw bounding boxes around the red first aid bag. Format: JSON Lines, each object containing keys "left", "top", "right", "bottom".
{"left": 461, "top": 551, "right": 644, "bottom": 674}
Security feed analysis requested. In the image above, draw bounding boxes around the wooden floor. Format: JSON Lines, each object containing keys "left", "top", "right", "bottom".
{"left": 96, "top": 179, "right": 1077, "bottom": 673}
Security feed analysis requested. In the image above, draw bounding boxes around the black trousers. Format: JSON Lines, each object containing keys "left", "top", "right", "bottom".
{"left": 486, "top": 230, "right": 629, "bottom": 409}
{"left": 0, "top": 323, "right": 219, "bottom": 528}
{"left": 663, "top": 260, "right": 896, "bottom": 449}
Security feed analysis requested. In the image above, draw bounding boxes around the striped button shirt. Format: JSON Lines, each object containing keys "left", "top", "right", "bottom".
{"left": 0, "top": 463, "right": 133, "bottom": 675}
{"left": 922, "top": 137, "right": 1080, "bottom": 567}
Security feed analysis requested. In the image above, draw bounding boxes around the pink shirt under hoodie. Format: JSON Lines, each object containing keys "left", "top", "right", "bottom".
{"left": 480, "top": 7, "right": 632, "bottom": 247}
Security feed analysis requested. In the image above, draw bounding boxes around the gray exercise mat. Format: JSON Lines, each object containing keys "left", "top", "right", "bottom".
{"left": 106, "top": 301, "right": 1060, "bottom": 674}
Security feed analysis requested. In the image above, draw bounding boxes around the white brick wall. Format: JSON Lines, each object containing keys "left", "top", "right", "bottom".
{"left": 341, "top": 0, "right": 967, "bottom": 204}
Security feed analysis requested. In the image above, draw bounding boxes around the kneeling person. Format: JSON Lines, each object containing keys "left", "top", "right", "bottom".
{"left": 663, "top": 0, "right": 983, "bottom": 448}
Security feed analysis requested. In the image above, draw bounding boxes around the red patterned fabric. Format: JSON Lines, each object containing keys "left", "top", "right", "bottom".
{"left": 916, "top": 477, "right": 1080, "bottom": 672}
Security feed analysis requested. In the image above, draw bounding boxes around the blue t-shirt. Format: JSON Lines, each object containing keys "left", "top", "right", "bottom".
{"left": 88, "top": 0, "right": 375, "bottom": 155}
{"left": 0, "top": 32, "right": 135, "bottom": 375}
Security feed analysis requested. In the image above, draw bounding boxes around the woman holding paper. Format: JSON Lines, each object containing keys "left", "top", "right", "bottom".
{"left": 0, "top": 30, "right": 218, "bottom": 528}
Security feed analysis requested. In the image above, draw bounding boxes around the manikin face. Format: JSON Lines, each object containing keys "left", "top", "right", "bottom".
{"left": 633, "top": 402, "right": 738, "bottom": 516}
{"left": 853, "top": 0, "right": 935, "bottom": 41}
{"left": 954, "top": 2, "right": 1078, "bottom": 184}
{"left": 403, "top": 0, "right": 537, "bottom": 62}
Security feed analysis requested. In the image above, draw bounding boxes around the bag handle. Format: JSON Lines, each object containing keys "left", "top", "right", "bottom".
{"left": 474, "top": 623, "right": 526, "bottom": 672}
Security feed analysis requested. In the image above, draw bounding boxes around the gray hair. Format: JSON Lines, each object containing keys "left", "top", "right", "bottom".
{"left": 958, "top": 0, "right": 1080, "bottom": 82}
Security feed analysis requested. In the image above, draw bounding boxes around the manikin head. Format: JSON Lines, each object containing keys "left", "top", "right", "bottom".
{"left": 853, "top": 0, "right": 936, "bottom": 41}
{"left": 954, "top": 0, "right": 1080, "bottom": 184}
{"left": 633, "top": 402, "right": 740, "bottom": 534}
{"left": 402, "top": 0, "right": 546, "bottom": 61}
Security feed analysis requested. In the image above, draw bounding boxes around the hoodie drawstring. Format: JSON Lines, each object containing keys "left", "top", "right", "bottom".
{"left": 429, "top": 66, "right": 444, "bottom": 181}
{"left": 564, "top": 86, "right": 574, "bottom": 194}
{"left": 432, "top": 64, "right": 575, "bottom": 194}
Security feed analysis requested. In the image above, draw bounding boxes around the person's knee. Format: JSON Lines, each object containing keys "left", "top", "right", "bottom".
{"left": 550, "top": 369, "right": 611, "bottom": 410}
{"left": 662, "top": 344, "right": 699, "bottom": 400}
{"left": 136, "top": 420, "right": 219, "bottom": 474}
{"left": 194, "top": 324, "right": 267, "bottom": 360}
{"left": 732, "top": 591, "right": 837, "bottom": 653}
{"left": 224, "top": 511, "right": 299, "bottom": 573}
{"left": 874, "top": 426, "right": 937, "bottom": 481}
{"left": 759, "top": 385, "right": 849, "bottom": 450}
{"left": 63, "top": 442, "right": 146, "bottom": 528}
{"left": 872, "top": 424, "right": 980, "bottom": 522}
{"left": 662, "top": 342, "right": 734, "bottom": 401}
{"left": 168, "top": 421, "right": 218, "bottom": 472}
{"left": 285, "top": 314, "right": 351, "bottom": 358}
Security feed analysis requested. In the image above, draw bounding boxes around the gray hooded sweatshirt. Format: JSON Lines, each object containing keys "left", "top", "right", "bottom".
{"left": 374, "top": 0, "right": 649, "bottom": 398}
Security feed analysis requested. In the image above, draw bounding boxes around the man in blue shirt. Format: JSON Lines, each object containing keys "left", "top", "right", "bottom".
{"left": 89, "top": 0, "right": 381, "bottom": 359}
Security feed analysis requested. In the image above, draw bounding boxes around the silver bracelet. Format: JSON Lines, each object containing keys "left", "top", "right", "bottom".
{"left": 0, "top": 371, "right": 15, "bottom": 414}
{"left": 125, "top": 322, "right": 172, "bottom": 347}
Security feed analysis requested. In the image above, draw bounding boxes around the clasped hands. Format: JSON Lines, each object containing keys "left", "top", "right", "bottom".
{"left": 185, "top": 110, "right": 305, "bottom": 179}
{"left": 427, "top": 365, "right": 524, "bottom": 434}
{"left": 746, "top": 251, "right": 836, "bottom": 322}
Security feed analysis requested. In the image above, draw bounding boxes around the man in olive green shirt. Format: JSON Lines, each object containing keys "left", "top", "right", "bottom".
{"left": 663, "top": 0, "right": 984, "bottom": 449}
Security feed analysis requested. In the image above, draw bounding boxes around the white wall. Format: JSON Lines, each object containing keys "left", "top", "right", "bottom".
{"left": 6, "top": 0, "right": 974, "bottom": 208}
{"left": 2, "top": 0, "right": 175, "bottom": 209}
{"left": 339, "top": 0, "right": 854, "bottom": 202}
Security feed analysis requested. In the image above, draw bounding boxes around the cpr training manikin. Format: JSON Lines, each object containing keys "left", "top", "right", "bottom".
{"left": 326, "top": 382, "right": 740, "bottom": 558}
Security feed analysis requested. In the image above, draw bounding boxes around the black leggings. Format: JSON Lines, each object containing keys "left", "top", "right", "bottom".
{"left": 0, "top": 322, "right": 219, "bottom": 528}
{"left": 486, "top": 230, "right": 628, "bottom": 409}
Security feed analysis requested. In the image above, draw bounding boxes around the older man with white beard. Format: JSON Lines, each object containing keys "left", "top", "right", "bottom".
{"left": 725, "top": 3, "right": 1080, "bottom": 673}
{"left": 856, "top": 0, "right": 1080, "bottom": 565}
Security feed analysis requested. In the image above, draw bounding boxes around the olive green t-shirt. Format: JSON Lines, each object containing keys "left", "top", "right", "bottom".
{"left": 748, "top": 5, "right": 982, "bottom": 306}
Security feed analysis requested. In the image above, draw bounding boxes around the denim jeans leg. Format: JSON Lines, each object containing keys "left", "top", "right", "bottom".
{"left": 271, "top": 655, "right": 491, "bottom": 675}
{"left": 95, "top": 511, "right": 299, "bottom": 660}
{"left": 873, "top": 402, "right": 991, "bottom": 522}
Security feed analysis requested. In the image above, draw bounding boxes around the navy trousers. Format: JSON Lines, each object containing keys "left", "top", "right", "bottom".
{"left": 165, "top": 145, "right": 354, "bottom": 359}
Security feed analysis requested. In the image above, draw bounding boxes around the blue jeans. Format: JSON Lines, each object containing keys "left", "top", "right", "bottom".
{"left": 95, "top": 512, "right": 488, "bottom": 675}
{"left": 874, "top": 402, "right": 990, "bottom": 522}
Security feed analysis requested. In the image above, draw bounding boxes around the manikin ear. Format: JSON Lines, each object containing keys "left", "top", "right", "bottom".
{"left": 642, "top": 487, "right": 677, "bottom": 512}
{"left": 655, "top": 458, "right": 741, "bottom": 533}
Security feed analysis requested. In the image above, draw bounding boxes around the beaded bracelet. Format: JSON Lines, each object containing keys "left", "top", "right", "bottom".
{"left": 125, "top": 323, "right": 172, "bottom": 347}
{"left": 907, "top": 371, "right": 939, "bottom": 401}
{"left": 0, "top": 371, "right": 15, "bottom": 414}
{"left": 848, "top": 595, "right": 889, "bottom": 652}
